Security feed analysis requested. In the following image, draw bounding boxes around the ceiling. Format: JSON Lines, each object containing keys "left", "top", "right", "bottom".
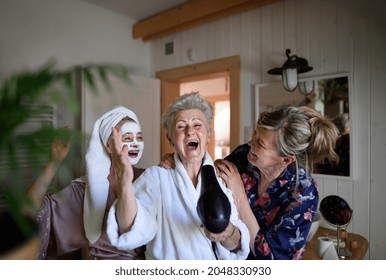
{"left": 80, "top": 0, "right": 386, "bottom": 27}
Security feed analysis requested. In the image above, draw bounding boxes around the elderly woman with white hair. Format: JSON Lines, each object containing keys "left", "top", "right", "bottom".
{"left": 31, "top": 106, "right": 146, "bottom": 259}
{"left": 107, "top": 92, "right": 250, "bottom": 260}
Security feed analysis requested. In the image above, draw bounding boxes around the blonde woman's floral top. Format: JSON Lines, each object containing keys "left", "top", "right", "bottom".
{"left": 225, "top": 144, "right": 319, "bottom": 260}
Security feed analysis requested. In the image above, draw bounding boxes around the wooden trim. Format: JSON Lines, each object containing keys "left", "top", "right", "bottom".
{"left": 133, "top": 0, "right": 279, "bottom": 41}
{"left": 157, "top": 56, "right": 239, "bottom": 80}
{"left": 205, "top": 95, "right": 229, "bottom": 103}
{"left": 159, "top": 81, "right": 180, "bottom": 157}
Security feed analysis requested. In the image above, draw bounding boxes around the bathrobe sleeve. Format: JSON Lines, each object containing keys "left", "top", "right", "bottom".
{"left": 106, "top": 158, "right": 250, "bottom": 259}
{"left": 107, "top": 168, "right": 160, "bottom": 250}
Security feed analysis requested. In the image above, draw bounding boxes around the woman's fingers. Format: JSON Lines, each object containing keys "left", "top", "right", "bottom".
{"left": 111, "top": 127, "right": 134, "bottom": 184}
{"left": 51, "top": 138, "right": 71, "bottom": 161}
{"left": 159, "top": 153, "right": 175, "bottom": 168}
{"left": 202, "top": 223, "right": 234, "bottom": 243}
{"left": 217, "top": 160, "right": 238, "bottom": 177}
{"left": 216, "top": 160, "right": 245, "bottom": 195}
{"left": 111, "top": 127, "right": 122, "bottom": 152}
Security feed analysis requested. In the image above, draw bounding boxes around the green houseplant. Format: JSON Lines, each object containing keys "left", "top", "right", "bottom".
{"left": 0, "top": 60, "right": 130, "bottom": 259}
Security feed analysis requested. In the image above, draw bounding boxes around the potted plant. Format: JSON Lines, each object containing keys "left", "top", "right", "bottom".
{"left": 0, "top": 60, "right": 130, "bottom": 259}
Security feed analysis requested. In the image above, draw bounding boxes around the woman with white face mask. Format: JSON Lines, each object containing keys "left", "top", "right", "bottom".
{"left": 118, "top": 120, "right": 144, "bottom": 166}
{"left": 30, "top": 106, "right": 146, "bottom": 260}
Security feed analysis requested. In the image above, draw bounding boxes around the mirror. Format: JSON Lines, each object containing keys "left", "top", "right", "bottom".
{"left": 319, "top": 195, "right": 353, "bottom": 227}
{"left": 254, "top": 73, "right": 350, "bottom": 177}
{"left": 320, "top": 195, "right": 353, "bottom": 259}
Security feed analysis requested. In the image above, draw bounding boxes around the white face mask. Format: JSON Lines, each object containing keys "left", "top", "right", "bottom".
{"left": 120, "top": 122, "right": 144, "bottom": 165}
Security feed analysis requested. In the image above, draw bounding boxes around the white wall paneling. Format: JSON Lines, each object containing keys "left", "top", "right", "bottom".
{"left": 151, "top": 0, "right": 386, "bottom": 259}
{"left": 369, "top": 22, "right": 386, "bottom": 260}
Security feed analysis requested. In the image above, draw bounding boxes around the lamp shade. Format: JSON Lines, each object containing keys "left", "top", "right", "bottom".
{"left": 267, "top": 49, "right": 313, "bottom": 93}
{"left": 282, "top": 68, "right": 298, "bottom": 91}
{"left": 299, "top": 80, "right": 314, "bottom": 95}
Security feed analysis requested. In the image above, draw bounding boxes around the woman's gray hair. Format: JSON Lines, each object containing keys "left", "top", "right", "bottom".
{"left": 161, "top": 92, "right": 213, "bottom": 138}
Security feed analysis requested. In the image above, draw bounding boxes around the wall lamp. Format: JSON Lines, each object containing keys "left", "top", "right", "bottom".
{"left": 267, "top": 49, "right": 314, "bottom": 95}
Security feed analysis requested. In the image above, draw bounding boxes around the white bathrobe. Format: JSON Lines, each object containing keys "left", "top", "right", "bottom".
{"left": 107, "top": 153, "right": 250, "bottom": 260}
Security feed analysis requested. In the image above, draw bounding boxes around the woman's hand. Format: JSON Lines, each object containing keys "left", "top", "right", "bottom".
{"left": 110, "top": 127, "right": 137, "bottom": 233}
{"left": 215, "top": 160, "right": 244, "bottom": 195}
{"left": 50, "top": 137, "right": 71, "bottom": 162}
{"left": 110, "top": 127, "right": 134, "bottom": 187}
{"left": 25, "top": 128, "right": 72, "bottom": 216}
{"left": 215, "top": 160, "right": 260, "bottom": 253}
{"left": 203, "top": 223, "right": 241, "bottom": 252}
{"left": 159, "top": 153, "right": 175, "bottom": 169}
{"left": 215, "top": 159, "right": 249, "bottom": 214}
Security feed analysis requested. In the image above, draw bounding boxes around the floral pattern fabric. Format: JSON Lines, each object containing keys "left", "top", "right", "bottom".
{"left": 225, "top": 144, "right": 319, "bottom": 260}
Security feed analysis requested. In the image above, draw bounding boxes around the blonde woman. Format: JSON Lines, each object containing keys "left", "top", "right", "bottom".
{"left": 215, "top": 106, "right": 339, "bottom": 259}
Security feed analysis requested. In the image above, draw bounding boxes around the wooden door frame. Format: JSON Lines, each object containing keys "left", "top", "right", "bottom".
{"left": 156, "top": 55, "right": 240, "bottom": 158}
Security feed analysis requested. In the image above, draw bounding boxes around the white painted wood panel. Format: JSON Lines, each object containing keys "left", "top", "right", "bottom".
{"left": 321, "top": 2, "right": 338, "bottom": 74}
{"left": 308, "top": 0, "right": 323, "bottom": 76}
{"left": 352, "top": 16, "right": 371, "bottom": 246}
{"left": 206, "top": 21, "right": 217, "bottom": 60}
{"left": 261, "top": 5, "right": 275, "bottom": 84}
{"left": 197, "top": 24, "right": 208, "bottom": 63}
{"left": 295, "top": 0, "right": 310, "bottom": 60}
{"left": 272, "top": 1, "right": 285, "bottom": 62}
{"left": 230, "top": 15, "right": 242, "bottom": 56}
{"left": 150, "top": 0, "right": 386, "bottom": 259}
{"left": 250, "top": 9, "right": 262, "bottom": 85}
{"left": 369, "top": 23, "right": 386, "bottom": 260}
{"left": 337, "top": 9, "right": 353, "bottom": 72}
{"left": 283, "top": 0, "right": 296, "bottom": 52}
{"left": 221, "top": 17, "right": 232, "bottom": 57}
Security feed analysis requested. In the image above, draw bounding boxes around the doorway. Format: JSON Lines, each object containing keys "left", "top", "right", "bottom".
{"left": 156, "top": 56, "right": 240, "bottom": 159}
{"left": 180, "top": 74, "right": 230, "bottom": 159}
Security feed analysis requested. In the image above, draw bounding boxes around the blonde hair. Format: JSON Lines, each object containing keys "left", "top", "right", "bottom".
{"left": 257, "top": 106, "right": 339, "bottom": 191}
{"left": 257, "top": 106, "right": 339, "bottom": 169}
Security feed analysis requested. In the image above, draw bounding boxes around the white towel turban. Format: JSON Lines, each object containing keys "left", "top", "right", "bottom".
{"left": 84, "top": 106, "right": 140, "bottom": 244}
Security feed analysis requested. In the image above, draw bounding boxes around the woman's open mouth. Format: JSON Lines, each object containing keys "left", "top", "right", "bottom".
{"left": 185, "top": 139, "right": 198, "bottom": 151}
{"left": 248, "top": 149, "right": 257, "bottom": 160}
{"left": 128, "top": 150, "right": 139, "bottom": 158}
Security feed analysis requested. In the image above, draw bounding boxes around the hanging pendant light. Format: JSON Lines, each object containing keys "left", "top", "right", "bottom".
{"left": 282, "top": 68, "right": 298, "bottom": 91}
{"left": 299, "top": 80, "right": 314, "bottom": 96}
{"left": 267, "top": 49, "right": 313, "bottom": 94}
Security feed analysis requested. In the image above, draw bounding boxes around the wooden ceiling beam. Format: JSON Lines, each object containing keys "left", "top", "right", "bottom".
{"left": 133, "top": 0, "right": 279, "bottom": 41}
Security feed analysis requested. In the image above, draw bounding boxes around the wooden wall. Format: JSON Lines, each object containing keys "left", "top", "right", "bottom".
{"left": 150, "top": 0, "right": 386, "bottom": 259}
